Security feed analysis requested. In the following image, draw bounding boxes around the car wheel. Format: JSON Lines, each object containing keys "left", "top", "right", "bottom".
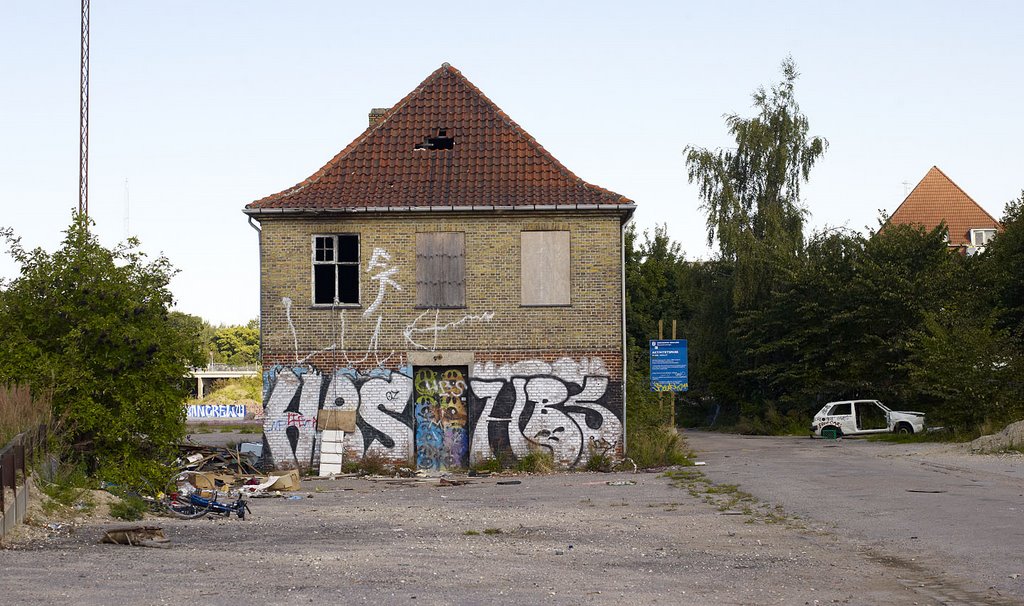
{"left": 895, "top": 423, "right": 914, "bottom": 435}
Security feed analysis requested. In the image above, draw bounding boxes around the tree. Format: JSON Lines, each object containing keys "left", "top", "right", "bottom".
{"left": 210, "top": 323, "right": 260, "bottom": 365}
{"left": 0, "top": 213, "right": 204, "bottom": 483}
{"left": 684, "top": 56, "right": 827, "bottom": 307}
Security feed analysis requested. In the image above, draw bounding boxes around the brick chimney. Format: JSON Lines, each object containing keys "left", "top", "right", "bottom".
{"left": 368, "top": 108, "right": 389, "bottom": 127}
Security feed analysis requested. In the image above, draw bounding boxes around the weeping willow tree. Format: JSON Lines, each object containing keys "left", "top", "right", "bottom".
{"left": 684, "top": 56, "right": 827, "bottom": 308}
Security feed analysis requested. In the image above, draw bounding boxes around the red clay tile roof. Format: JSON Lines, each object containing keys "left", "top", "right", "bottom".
{"left": 887, "top": 166, "right": 1001, "bottom": 247}
{"left": 246, "top": 64, "right": 633, "bottom": 212}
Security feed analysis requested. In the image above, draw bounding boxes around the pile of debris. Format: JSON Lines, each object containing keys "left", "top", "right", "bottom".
{"left": 173, "top": 442, "right": 301, "bottom": 498}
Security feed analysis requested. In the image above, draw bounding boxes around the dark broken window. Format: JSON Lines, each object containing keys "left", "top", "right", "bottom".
{"left": 414, "top": 128, "right": 455, "bottom": 151}
{"left": 313, "top": 234, "right": 359, "bottom": 305}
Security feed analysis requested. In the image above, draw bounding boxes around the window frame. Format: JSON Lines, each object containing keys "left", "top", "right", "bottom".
{"left": 520, "top": 230, "right": 571, "bottom": 307}
{"left": 311, "top": 234, "right": 361, "bottom": 307}
{"left": 971, "top": 228, "right": 997, "bottom": 248}
{"left": 415, "top": 231, "right": 466, "bottom": 309}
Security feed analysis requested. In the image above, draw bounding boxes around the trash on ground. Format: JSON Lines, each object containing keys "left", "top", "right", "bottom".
{"left": 606, "top": 480, "right": 636, "bottom": 486}
{"left": 496, "top": 480, "right": 522, "bottom": 485}
{"left": 100, "top": 526, "right": 170, "bottom": 548}
{"left": 694, "top": 461, "right": 706, "bottom": 466}
{"left": 438, "top": 478, "right": 470, "bottom": 487}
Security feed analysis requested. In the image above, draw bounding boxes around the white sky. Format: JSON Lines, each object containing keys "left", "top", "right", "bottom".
{"left": 2, "top": 1, "right": 1021, "bottom": 325}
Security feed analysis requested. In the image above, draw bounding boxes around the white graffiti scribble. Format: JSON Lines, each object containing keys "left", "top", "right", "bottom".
{"left": 403, "top": 309, "right": 496, "bottom": 350}
{"left": 283, "top": 297, "right": 300, "bottom": 363}
{"left": 364, "top": 247, "right": 402, "bottom": 317}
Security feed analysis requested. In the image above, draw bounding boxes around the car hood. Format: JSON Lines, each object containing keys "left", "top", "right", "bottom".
{"left": 891, "top": 410, "right": 925, "bottom": 418}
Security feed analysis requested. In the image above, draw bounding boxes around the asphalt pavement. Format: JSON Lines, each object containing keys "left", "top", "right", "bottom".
{"left": 685, "top": 430, "right": 1024, "bottom": 603}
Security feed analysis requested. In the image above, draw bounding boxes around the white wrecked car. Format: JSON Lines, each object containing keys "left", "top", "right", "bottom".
{"left": 811, "top": 399, "right": 925, "bottom": 437}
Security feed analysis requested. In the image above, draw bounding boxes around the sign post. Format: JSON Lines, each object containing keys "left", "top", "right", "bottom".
{"left": 650, "top": 339, "right": 688, "bottom": 393}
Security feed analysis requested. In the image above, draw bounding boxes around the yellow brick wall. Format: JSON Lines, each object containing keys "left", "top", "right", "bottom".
{"left": 256, "top": 211, "right": 624, "bottom": 363}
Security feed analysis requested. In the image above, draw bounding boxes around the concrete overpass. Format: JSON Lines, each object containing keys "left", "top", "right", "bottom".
{"left": 189, "top": 364, "right": 259, "bottom": 398}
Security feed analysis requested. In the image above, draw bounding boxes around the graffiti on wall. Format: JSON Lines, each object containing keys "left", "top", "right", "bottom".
{"left": 263, "top": 365, "right": 414, "bottom": 468}
{"left": 413, "top": 366, "right": 469, "bottom": 471}
{"left": 468, "top": 358, "right": 622, "bottom": 468}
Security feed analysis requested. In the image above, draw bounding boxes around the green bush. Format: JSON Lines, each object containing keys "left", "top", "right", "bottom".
{"left": 515, "top": 451, "right": 554, "bottom": 473}
{"left": 627, "top": 425, "right": 692, "bottom": 468}
{"left": 0, "top": 214, "right": 204, "bottom": 486}
{"left": 109, "top": 496, "right": 148, "bottom": 521}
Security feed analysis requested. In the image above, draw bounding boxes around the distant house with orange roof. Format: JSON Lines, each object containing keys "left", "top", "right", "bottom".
{"left": 887, "top": 166, "right": 1001, "bottom": 253}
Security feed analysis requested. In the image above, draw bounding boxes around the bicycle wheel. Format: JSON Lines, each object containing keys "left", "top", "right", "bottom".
{"left": 165, "top": 494, "right": 211, "bottom": 519}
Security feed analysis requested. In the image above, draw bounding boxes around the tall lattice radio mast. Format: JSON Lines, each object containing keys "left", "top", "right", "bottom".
{"left": 79, "top": 0, "right": 90, "bottom": 215}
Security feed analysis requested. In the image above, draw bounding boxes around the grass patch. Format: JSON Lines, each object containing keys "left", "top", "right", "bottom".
{"left": 626, "top": 425, "right": 693, "bottom": 468}
{"left": 463, "top": 530, "right": 480, "bottom": 536}
{"left": 483, "top": 528, "right": 503, "bottom": 535}
{"left": 516, "top": 451, "right": 554, "bottom": 473}
{"left": 663, "top": 468, "right": 789, "bottom": 526}
{"left": 471, "top": 458, "right": 503, "bottom": 473}
{"left": 109, "top": 496, "right": 148, "bottom": 521}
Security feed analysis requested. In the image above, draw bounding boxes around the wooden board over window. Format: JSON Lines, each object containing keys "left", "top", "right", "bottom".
{"left": 521, "top": 231, "right": 570, "bottom": 306}
{"left": 416, "top": 232, "right": 466, "bottom": 308}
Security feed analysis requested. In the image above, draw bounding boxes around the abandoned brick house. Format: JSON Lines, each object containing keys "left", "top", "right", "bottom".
{"left": 887, "top": 166, "right": 1002, "bottom": 253}
{"left": 243, "top": 64, "right": 635, "bottom": 473}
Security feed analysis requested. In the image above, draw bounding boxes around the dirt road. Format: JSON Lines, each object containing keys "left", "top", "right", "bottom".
{"left": 686, "top": 431, "right": 1024, "bottom": 604}
{"left": 2, "top": 460, "right": 1007, "bottom": 605}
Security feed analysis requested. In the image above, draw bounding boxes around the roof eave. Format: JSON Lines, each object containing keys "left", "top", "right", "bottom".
{"left": 242, "top": 203, "right": 636, "bottom": 219}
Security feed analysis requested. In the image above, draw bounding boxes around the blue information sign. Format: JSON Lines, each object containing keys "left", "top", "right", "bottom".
{"left": 650, "top": 339, "right": 688, "bottom": 392}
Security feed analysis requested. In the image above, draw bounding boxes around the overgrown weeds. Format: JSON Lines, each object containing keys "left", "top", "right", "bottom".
{"left": 663, "top": 468, "right": 799, "bottom": 526}
{"left": 341, "top": 450, "right": 393, "bottom": 475}
{"left": 627, "top": 425, "right": 692, "bottom": 468}
{"left": 515, "top": 451, "right": 554, "bottom": 473}
{"left": 109, "top": 496, "right": 148, "bottom": 521}
{"left": 0, "top": 384, "right": 51, "bottom": 446}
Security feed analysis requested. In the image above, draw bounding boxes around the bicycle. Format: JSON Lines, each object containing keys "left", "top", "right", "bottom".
{"left": 164, "top": 472, "right": 251, "bottom": 520}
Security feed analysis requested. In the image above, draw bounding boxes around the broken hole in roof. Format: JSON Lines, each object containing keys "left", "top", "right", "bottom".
{"left": 415, "top": 128, "right": 454, "bottom": 151}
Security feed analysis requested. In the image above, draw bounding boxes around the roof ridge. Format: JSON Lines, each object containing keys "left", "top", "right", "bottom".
{"left": 247, "top": 64, "right": 632, "bottom": 210}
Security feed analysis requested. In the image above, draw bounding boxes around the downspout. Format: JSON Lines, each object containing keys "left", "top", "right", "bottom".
{"left": 248, "top": 215, "right": 263, "bottom": 369}
{"left": 620, "top": 218, "right": 628, "bottom": 457}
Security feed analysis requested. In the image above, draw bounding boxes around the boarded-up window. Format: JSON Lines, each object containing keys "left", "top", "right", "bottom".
{"left": 312, "top": 234, "right": 359, "bottom": 305}
{"left": 521, "top": 231, "right": 570, "bottom": 305}
{"left": 416, "top": 232, "right": 465, "bottom": 308}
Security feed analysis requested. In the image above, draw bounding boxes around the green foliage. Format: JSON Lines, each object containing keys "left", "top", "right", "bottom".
{"left": 470, "top": 458, "right": 502, "bottom": 474}
{"left": 193, "top": 375, "right": 262, "bottom": 403}
{"left": 902, "top": 309, "right": 1022, "bottom": 430}
{"left": 626, "top": 424, "right": 691, "bottom": 468}
{"left": 0, "top": 212, "right": 204, "bottom": 485}
{"left": 684, "top": 56, "right": 827, "bottom": 308}
{"left": 210, "top": 324, "right": 259, "bottom": 365}
{"left": 515, "top": 451, "right": 554, "bottom": 473}
{"left": 109, "top": 495, "right": 148, "bottom": 521}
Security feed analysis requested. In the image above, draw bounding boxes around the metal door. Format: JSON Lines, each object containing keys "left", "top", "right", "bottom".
{"left": 413, "top": 366, "right": 469, "bottom": 470}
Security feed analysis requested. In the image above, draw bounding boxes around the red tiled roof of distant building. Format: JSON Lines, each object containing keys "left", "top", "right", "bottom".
{"left": 246, "top": 64, "right": 633, "bottom": 212}
{"left": 887, "top": 166, "right": 1001, "bottom": 247}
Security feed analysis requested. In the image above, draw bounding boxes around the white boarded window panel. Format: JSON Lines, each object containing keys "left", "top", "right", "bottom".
{"left": 416, "top": 232, "right": 465, "bottom": 308}
{"left": 521, "top": 231, "right": 570, "bottom": 305}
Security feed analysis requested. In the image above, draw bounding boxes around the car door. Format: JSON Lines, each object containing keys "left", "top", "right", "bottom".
{"left": 825, "top": 402, "right": 856, "bottom": 434}
{"left": 854, "top": 400, "right": 889, "bottom": 434}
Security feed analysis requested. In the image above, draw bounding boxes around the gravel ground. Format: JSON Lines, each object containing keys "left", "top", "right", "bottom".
{"left": 0, "top": 469, "right": 951, "bottom": 605}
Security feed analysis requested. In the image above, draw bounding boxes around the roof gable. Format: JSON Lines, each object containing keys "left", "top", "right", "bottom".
{"left": 246, "top": 64, "right": 632, "bottom": 212}
{"left": 887, "top": 166, "right": 1001, "bottom": 246}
